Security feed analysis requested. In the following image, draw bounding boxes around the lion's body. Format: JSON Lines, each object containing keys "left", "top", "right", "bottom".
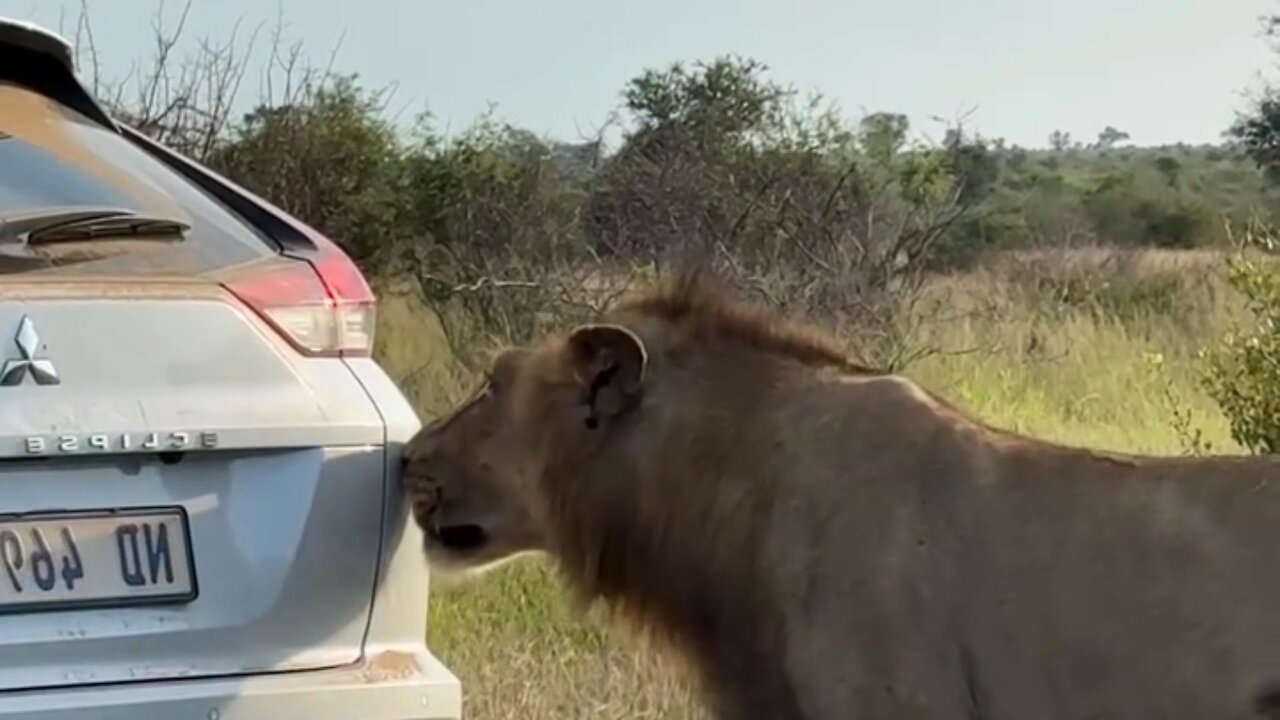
{"left": 740, "top": 372, "right": 1280, "bottom": 719}
{"left": 405, "top": 276, "right": 1280, "bottom": 719}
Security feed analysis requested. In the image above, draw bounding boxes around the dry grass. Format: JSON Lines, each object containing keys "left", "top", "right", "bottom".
{"left": 371, "top": 248, "right": 1244, "bottom": 719}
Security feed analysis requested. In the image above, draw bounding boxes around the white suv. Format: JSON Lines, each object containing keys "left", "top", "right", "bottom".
{"left": 0, "top": 17, "right": 461, "bottom": 720}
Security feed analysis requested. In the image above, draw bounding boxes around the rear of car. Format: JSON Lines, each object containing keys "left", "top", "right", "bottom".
{"left": 0, "top": 18, "right": 460, "bottom": 720}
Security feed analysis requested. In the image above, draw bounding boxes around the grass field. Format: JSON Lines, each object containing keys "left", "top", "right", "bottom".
{"left": 372, "top": 249, "right": 1247, "bottom": 720}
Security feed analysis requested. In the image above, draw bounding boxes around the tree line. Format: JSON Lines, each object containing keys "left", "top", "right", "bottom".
{"left": 70, "top": 3, "right": 1280, "bottom": 371}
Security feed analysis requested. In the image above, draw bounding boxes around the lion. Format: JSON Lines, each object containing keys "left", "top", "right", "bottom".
{"left": 403, "top": 273, "right": 1280, "bottom": 720}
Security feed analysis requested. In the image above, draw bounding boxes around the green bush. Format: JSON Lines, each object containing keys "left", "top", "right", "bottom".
{"left": 1201, "top": 229, "right": 1280, "bottom": 453}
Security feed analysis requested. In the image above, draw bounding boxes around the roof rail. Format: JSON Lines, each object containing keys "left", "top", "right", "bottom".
{"left": 0, "top": 17, "right": 75, "bottom": 72}
{"left": 0, "top": 17, "right": 117, "bottom": 128}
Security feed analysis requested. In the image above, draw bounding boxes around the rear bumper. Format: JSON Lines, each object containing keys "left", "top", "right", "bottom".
{"left": 0, "top": 646, "right": 461, "bottom": 720}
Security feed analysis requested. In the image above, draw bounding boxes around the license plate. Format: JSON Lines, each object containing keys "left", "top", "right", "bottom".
{"left": 0, "top": 509, "right": 196, "bottom": 613}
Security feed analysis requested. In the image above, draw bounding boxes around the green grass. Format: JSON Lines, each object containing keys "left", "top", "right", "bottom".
{"left": 371, "top": 253, "right": 1244, "bottom": 719}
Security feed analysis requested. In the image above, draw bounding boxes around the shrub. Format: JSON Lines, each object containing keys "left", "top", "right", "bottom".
{"left": 1201, "top": 226, "right": 1280, "bottom": 453}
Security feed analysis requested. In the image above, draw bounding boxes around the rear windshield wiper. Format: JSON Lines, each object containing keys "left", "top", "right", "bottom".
{"left": 0, "top": 206, "right": 190, "bottom": 245}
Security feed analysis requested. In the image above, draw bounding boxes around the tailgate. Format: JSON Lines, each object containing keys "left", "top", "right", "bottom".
{"left": 0, "top": 285, "right": 389, "bottom": 690}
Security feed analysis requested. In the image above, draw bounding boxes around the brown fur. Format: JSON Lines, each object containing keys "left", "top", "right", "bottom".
{"left": 404, "top": 273, "right": 1280, "bottom": 720}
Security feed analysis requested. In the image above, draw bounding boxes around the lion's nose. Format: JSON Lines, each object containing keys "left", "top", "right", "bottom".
{"left": 402, "top": 451, "right": 433, "bottom": 485}
{"left": 400, "top": 451, "right": 442, "bottom": 530}
{"left": 405, "top": 425, "right": 447, "bottom": 462}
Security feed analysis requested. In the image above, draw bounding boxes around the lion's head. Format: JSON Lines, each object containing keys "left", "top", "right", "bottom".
{"left": 402, "top": 321, "right": 649, "bottom": 573}
{"left": 403, "top": 275, "right": 875, "bottom": 577}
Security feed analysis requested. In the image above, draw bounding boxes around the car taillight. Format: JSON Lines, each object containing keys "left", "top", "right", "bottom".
{"left": 224, "top": 244, "right": 376, "bottom": 357}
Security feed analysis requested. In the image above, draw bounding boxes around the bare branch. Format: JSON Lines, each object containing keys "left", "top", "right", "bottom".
{"left": 74, "top": 0, "right": 102, "bottom": 95}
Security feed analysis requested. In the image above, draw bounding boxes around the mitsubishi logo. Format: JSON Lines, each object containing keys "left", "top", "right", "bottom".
{"left": 1, "top": 316, "right": 60, "bottom": 386}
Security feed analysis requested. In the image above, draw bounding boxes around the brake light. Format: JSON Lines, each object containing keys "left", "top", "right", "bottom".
{"left": 224, "top": 244, "right": 376, "bottom": 357}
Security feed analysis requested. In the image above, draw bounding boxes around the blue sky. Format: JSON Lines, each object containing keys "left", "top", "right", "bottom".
{"left": 3, "top": 0, "right": 1277, "bottom": 148}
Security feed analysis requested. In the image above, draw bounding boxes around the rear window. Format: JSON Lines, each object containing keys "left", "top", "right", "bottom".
{"left": 0, "top": 80, "right": 274, "bottom": 276}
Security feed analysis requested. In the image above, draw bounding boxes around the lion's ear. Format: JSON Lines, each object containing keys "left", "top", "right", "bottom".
{"left": 567, "top": 324, "right": 647, "bottom": 430}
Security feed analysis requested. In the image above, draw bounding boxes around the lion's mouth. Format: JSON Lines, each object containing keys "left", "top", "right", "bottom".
{"left": 429, "top": 523, "right": 491, "bottom": 553}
